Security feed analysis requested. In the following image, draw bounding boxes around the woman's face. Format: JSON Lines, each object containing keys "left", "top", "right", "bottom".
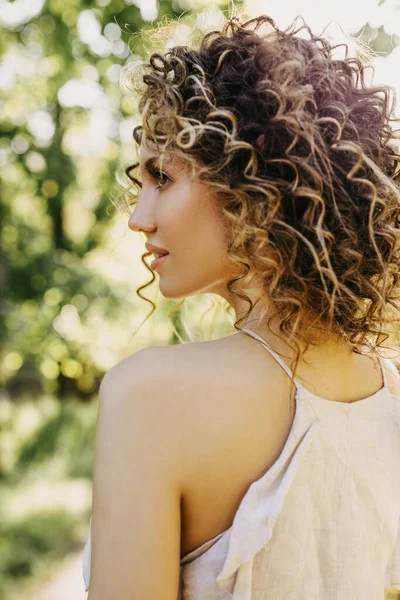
{"left": 128, "top": 139, "right": 237, "bottom": 300}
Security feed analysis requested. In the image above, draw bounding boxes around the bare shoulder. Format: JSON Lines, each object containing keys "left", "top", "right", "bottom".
{"left": 139, "top": 332, "right": 288, "bottom": 452}
{"left": 100, "top": 331, "right": 289, "bottom": 456}
{"left": 98, "top": 334, "right": 244, "bottom": 435}
{"left": 97, "top": 335, "right": 295, "bottom": 558}
{"left": 101, "top": 337, "right": 237, "bottom": 403}
{"left": 109, "top": 333, "right": 248, "bottom": 387}
{"left": 99, "top": 343, "right": 199, "bottom": 424}
{"left": 100, "top": 333, "right": 275, "bottom": 475}
{"left": 144, "top": 332, "right": 267, "bottom": 405}
{"left": 113, "top": 332, "right": 286, "bottom": 420}
{"left": 104, "top": 334, "right": 237, "bottom": 379}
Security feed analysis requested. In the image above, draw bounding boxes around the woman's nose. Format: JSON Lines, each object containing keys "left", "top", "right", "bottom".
{"left": 128, "top": 202, "right": 155, "bottom": 233}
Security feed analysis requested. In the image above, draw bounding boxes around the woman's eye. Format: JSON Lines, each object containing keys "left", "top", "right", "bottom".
{"left": 126, "top": 162, "right": 171, "bottom": 193}
{"left": 156, "top": 172, "right": 170, "bottom": 189}
{"left": 148, "top": 166, "right": 171, "bottom": 190}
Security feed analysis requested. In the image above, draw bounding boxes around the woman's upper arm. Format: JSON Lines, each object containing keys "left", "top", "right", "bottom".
{"left": 87, "top": 348, "right": 184, "bottom": 600}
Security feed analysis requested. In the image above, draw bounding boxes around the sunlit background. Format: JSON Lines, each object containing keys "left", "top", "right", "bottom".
{"left": 1, "top": 1, "right": 400, "bottom": 598}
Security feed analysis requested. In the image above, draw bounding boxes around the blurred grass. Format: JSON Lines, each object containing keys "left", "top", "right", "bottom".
{"left": 0, "top": 394, "right": 97, "bottom": 600}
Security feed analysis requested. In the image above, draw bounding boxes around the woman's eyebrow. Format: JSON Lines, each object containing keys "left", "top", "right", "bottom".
{"left": 139, "top": 157, "right": 157, "bottom": 174}
{"left": 140, "top": 156, "right": 173, "bottom": 174}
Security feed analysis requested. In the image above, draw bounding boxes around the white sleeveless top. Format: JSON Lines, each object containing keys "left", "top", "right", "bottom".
{"left": 82, "top": 328, "right": 400, "bottom": 599}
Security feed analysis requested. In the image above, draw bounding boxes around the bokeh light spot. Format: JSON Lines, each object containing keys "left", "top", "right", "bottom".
{"left": 42, "top": 179, "right": 59, "bottom": 198}
{"left": 4, "top": 352, "right": 23, "bottom": 371}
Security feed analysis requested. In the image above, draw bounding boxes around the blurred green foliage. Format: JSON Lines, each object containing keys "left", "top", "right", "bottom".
{"left": 0, "top": 394, "right": 97, "bottom": 599}
{"left": 1, "top": 0, "right": 236, "bottom": 400}
{"left": 1, "top": 510, "right": 82, "bottom": 590}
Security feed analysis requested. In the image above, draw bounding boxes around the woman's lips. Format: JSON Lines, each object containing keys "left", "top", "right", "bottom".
{"left": 151, "top": 253, "right": 169, "bottom": 270}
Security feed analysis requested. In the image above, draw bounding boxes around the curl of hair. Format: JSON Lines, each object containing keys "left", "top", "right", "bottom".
{"left": 117, "top": 12, "right": 400, "bottom": 382}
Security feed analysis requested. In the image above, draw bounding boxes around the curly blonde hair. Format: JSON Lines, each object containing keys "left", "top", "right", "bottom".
{"left": 117, "top": 13, "right": 400, "bottom": 378}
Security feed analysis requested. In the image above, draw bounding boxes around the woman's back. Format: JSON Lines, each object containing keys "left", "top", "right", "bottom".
{"left": 83, "top": 328, "right": 400, "bottom": 598}
{"left": 177, "top": 329, "right": 400, "bottom": 599}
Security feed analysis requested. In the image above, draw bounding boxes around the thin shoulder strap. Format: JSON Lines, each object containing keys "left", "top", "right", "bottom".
{"left": 379, "top": 356, "right": 389, "bottom": 388}
{"left": 239, "top": 328, "right": 302, "bottom": 390}
{"left": 380, "top": 355, "right": 400, "bottom": 389}
{"left": 239, "top": 329, "right": 399, "bottom": 396}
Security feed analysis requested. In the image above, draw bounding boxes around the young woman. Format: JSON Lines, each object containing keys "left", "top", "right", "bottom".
{"left": 83, "top": 13, "right": 400, "bottom": 600}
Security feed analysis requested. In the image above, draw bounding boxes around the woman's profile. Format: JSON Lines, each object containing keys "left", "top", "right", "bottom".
{"left": 83, "top": 12, "right": 400, "bottom": 600}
